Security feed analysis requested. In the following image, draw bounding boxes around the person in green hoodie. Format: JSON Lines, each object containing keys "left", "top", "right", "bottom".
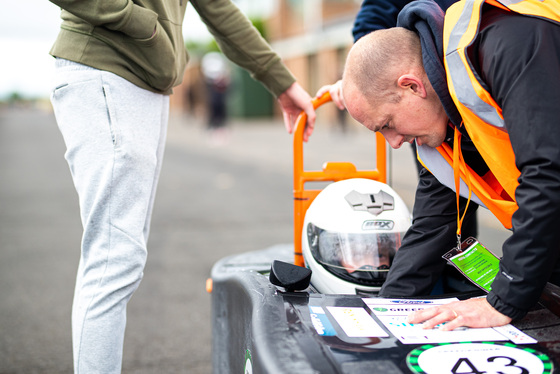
{"left": 47, "top": 1, "right": 316, "bottom": 372}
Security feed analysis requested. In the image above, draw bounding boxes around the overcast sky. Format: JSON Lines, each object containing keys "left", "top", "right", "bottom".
{"left": 0, "top": 1, "right": 272, "bottom": 99}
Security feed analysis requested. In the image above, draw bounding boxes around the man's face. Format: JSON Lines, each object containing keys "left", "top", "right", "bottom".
{"left": 344, "top": 84, "right": 449, "bottom": 149}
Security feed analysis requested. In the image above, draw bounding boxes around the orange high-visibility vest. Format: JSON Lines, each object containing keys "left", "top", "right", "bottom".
{"left": 417, "top": 0, "right": 560, "bottom": 229}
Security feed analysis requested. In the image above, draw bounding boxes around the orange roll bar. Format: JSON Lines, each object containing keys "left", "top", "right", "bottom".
{"left": 293, "top": 92, "right": 387, "bottom": 267}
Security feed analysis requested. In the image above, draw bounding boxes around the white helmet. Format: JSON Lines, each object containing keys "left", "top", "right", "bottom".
{"left": 302, "top": 178, "right": 411, "bottom": 295}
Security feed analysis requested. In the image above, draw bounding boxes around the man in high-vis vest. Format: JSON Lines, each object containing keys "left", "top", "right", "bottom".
{"left": 342, "top": 0, "right": 560, "bottom": 329}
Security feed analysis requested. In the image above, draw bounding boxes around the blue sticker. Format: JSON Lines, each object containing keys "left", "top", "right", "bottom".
{"left": 309, "top": 306, "right": 337, "bottom": 336}
{"left": 389, "top": 300, "right": 434, "bottom": 304}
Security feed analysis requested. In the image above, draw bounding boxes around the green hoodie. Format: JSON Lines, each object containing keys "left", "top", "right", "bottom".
{"left": 49, "top": 0, "right": 295, "bottom": 95}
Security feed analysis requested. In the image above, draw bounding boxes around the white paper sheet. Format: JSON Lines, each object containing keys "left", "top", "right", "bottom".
{"left": 362, "top": 298, "right": 535, "bottom": 344}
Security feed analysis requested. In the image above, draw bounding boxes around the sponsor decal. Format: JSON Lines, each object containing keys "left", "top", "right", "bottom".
{"left": 309, "top": 306, "right": 336, "bottom": 336}
{"left": 389, "top": 300, "right": 434, "bottom": 304}
{"left": 362, "top": 220, "right": 394, "bottom": 230}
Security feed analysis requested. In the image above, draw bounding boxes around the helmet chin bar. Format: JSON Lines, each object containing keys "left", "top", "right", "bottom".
{"left": 323, "top": 262, "right": 389, "bottom": 288}
{"left": 355, "top": 288, "right": 381, "bottom": 296}
{"left": 350, "top": 265, "right": 390, "bottom": 282}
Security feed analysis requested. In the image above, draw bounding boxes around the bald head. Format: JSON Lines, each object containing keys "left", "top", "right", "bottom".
{"left": 341, "top": 28, "right": 449, "bottom": 148}
{"left": 342, "top": 27, "right": 423, "bottom": 107}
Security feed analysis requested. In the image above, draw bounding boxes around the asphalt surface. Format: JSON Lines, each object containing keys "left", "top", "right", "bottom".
{"left": 0, "top": 104, "right": 511, "bottom": 373}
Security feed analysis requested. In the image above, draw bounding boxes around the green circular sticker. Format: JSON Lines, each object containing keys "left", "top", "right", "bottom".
{"left": 406, "top": 342, "right": 553, "bottom": 374}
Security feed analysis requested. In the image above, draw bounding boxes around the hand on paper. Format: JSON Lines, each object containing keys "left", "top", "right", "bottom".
{"left": 407, "top": 297, "right": 512, "bottom": 331}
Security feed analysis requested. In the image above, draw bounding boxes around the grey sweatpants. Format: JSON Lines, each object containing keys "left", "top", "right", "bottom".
{"left": 51, "top": 59, "right": 169, "bottom": 373}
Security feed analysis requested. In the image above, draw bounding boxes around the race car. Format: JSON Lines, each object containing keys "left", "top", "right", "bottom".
{"left": 208, "top": 94, "right": 560, "bottom": 373}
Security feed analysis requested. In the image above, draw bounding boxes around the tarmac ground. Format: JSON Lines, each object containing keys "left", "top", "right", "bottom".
{"left": 0, "top": 104, "right": 510, "bottom": 373}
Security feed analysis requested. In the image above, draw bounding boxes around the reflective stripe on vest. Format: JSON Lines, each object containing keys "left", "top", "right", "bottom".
{"left": 418, "top": 0, "right": 560, "bottom": 229}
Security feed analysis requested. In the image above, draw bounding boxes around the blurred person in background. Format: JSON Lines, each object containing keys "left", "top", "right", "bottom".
{"left": 202, "top": 52, "right": 231, "bottom": 144}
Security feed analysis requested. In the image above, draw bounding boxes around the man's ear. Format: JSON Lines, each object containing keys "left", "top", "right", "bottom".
{"left": 397, "top": 74, "right": 427, "bottom": 98}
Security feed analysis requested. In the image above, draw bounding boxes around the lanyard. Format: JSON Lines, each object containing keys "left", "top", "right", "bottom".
{"left": 453, "top": 125, "right": 473, "bottom": 249}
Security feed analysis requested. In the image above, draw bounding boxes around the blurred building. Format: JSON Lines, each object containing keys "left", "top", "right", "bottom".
{"left": 171, "top": 0, "right": 360, "bottom": 124}
{"left": 268, "top": 0, "right": 359, "bottom": 124}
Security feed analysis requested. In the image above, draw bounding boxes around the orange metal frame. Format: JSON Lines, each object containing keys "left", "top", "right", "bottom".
{"left": 293, "top": 92, "right": 388, "bottom": 267}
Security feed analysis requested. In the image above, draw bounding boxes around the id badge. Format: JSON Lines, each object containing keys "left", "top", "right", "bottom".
{"left": 442, "top": 237, "right": 501, "bottom": 293}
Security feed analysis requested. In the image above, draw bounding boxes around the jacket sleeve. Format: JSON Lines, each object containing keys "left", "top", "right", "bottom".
{"left": 352, "top": 0, "right": 413, "bottom": 42}
{"left": 48, "top": 0, "right": 158, "bottom": 39}
{"left": 352, "top": 0, "right": 458, "bottom": 43}
{"left": 380, "top": 167, "right": 478, "bottom": 297}
{"left": 190, "top": 0, "right": 295, "bottom": 98}
{"left": 475, "top": 9, "right": 560, "bottom": 320}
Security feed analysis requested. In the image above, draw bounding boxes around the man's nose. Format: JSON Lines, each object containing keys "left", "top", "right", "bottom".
{"left": 385, "top": 134, "right": 404, "bottom": 149}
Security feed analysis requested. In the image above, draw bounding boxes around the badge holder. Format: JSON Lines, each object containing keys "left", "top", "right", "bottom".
{"left": 442, "top": 237, "right": 500, "bottom": 293}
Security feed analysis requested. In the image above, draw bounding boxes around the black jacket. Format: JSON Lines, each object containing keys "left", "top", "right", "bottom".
{"left": 380, "top": 0, "right": 560, "bottom": 321}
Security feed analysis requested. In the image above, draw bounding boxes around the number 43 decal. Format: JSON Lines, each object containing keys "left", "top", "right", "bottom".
{"left": 452, "top": 356, "right": 528, "bottom": 374}
{"left": 407, "top": 342, "right": 553, "bottom": 374}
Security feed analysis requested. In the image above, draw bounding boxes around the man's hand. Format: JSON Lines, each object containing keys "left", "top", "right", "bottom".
{"left": 316, "top": 80, "right": 344, "bottom": 110}
{"left": 277, "top": 82, "right": 316, "bottom": 142}
{"left": 407, "top": 297, "right": 512, "bottom": 331}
